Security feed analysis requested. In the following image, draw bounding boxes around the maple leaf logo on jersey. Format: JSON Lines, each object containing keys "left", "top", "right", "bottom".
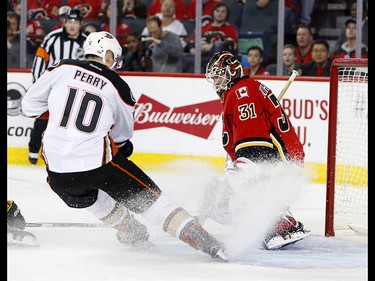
{"left": 134, "top": 94, "right": 222, "bottom": 139}
{"left": 235, "top": 86, "right": 248, "bottom": 99}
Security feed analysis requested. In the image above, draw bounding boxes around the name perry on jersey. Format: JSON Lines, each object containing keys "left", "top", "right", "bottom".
{"left": 73, "top": 70, "right": 108, "bottom": 90}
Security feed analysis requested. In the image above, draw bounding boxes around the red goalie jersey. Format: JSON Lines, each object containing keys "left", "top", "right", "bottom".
{"left": 222, "top": 76, "right": 304, "bottom": 166}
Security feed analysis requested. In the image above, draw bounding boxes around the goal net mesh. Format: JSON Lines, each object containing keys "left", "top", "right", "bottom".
{"left": 331, "top": 63, "right": 368, "bottom": 232}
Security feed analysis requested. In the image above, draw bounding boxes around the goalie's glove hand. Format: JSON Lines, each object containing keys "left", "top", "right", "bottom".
{"left": 118, "top": 140, "right": 133, "bottom": 158}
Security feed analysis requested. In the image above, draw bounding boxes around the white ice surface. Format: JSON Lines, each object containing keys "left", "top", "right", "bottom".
{"left": 7, "top": 161, "right": 367, "bottom": 281}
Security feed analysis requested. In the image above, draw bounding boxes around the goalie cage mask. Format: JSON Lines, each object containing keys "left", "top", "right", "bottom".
{"left": 205, "top": 51, "right": 243, "bottom": 100}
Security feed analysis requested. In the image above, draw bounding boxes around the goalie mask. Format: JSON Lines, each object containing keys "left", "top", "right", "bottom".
{"left": 205, "top": 51, "right": 243, "bottom": 101}
{"left": 83, "top": 31, "right": 122, "bottom": 69}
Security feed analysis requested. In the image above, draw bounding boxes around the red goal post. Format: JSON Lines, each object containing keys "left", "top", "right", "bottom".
{"left": 325, "top": 58, "right": 368, "bottom": 237}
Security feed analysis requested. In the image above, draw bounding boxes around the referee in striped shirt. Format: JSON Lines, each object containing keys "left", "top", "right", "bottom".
{"left": 28, "top": 7, "right": 88, "bottom": 165}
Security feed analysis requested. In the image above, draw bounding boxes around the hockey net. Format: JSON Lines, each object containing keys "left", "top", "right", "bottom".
{"left": 325, "top": 58, "right": 368, "bottom": 236}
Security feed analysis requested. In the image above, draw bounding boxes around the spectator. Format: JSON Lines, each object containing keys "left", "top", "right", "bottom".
{"left": 66, "top": 0, "right": 106, "bottom": 20}
{"left": 147, "top": 0, "right": 187, "bottom": 20}
{"left": 333, "top": 1, "right": 368, "bottom": 51}
{"left": 27, "top": 8, "right": 87, "bottom": 165}
{"left": 121, "top": 0, "right": 147, "bottom": 19}
{"left": 118, "top": 32, "right": 153, "bottom": 72}
{"left": 235, "top": 0, "right": 246, "bottom": 28}
{"left": 24, "top": 0, "right": 61, "bottom": 20}
{"left": 184, "top": 2, "right": 238, "bottom": 73}
{"left": 7, "top": 11, "right": 37, "bottom": 68}
{"left": 13, "top": 2, "right": 47, "bottom": 46}
{"left": 252, "top": 0, "right": 317, "bottom": 41}
{"left": 299, "top": 39, "right": 332, "bottom": 77}
{"left": 284, "top": 0, "right": 299, "bottom": 41}
{"left": 142, "top": 15, "right": 184, "bottom": 72}
{"left": 100, "top": 2, "right": 133, "bottom": 47}
{"left": 141, "top": 0, "right": 188, "bottom": 49}
{"left": 52, "top": 5, "right": 71, "bottom": 31}
{"left": 295, "top": 24, "right": 314, "bottom": 65}
{"left": 185, "top": 0, "right": 223, "bottom": 23}
{"left": 243, "top": 46, "right": 270, "bottom": 76}
{"left": 83, "top": 22, "right": 100, "bottom": 36}
{"left": 293, "top": 0, "right": 316, "bottom": 27}
{"left": 331, "top": 18, "right": 368, "bottom": 60}
{"left": 26, "top": 19, "right": 46, "bottom": 46}
{"left": 13, "top": 0, "right": 52, "bottom": 48}
{"left": 282, "top": 44, "right": 300, "bottom": 76}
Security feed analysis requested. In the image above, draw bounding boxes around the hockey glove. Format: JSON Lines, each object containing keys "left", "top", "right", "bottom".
{"left": 119, "top": 140, "right": 133, "bottom": 158}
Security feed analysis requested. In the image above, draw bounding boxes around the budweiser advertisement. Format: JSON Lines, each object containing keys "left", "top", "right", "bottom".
{"left": 7, "top": 72, "right": 330, "bottom": 165}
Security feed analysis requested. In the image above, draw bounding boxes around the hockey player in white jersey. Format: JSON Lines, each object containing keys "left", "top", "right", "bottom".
{"left": 21, "top": 31, "right": 227, "bottom": 262}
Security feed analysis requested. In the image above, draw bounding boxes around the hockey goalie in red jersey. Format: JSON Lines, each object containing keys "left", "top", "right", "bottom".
{"left": 202, "top": 51, "right": 310, "bottom": 250}
{"left": 21, "top": 31, "right": 228, "bottom": 262}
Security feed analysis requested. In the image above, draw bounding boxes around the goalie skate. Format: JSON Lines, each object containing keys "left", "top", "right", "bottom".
{"left": 7, "top": 227, "right": 38, "bottom": 248}
{"left": 263, "top": 229, "right": 311, "bottom": 250}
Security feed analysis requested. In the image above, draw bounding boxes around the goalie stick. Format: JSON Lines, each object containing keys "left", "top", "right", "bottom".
{"left": 277, "top": 69, "right": 299, "bottom": 100}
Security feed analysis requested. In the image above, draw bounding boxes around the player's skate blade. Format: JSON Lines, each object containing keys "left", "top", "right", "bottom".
{"left": 264, "top": 230, "right": 311, "bottom": 250}
{"left": 213, "top": 249, "right": 229, "bottom": 262}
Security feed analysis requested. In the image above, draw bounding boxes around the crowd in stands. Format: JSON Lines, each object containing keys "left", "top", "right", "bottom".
{"left": 7, "top": 0, "right": 368, "bottom": 76}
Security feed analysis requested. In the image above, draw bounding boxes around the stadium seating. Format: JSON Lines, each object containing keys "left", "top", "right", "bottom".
{"left": 181, "top": 20, "right": 195, "bottom": 37}
{"left": 237, "top": 30, "right": 272, "bottom": 65}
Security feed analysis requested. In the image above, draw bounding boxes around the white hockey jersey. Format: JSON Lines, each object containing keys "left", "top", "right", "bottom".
{"left": 21, "top": 59, "right": 136, "bottom": 173}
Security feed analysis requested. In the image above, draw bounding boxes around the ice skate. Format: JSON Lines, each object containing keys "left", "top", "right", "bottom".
{"left": 263, "top": 215, "right": 311, "bottom": 250}
{"left": 179, "top": 219, "right": 228, "bottom": 262}
{"left": 7, "top": 226, "right": 39, "bottom": 248}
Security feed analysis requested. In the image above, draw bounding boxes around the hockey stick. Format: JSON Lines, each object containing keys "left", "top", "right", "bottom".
{"left": 277, "top": 69, "right": 299, "bottom": 100}
{"left": 26, "top": 222, "right": 108, "bottom": 228}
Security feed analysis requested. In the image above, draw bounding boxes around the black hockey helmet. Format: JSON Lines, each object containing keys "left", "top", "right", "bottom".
{"left": 66, "top": 7, "right": 83, "bottom": 21}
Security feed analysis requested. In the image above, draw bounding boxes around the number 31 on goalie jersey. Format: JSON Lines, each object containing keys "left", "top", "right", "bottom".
{"left": 236, "top": 92, "right": 290, "bottom": 133}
